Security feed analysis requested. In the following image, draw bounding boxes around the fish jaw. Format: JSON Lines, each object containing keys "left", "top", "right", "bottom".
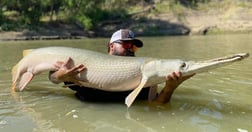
{"left": 181, "top": 53, "right": 249, "bottom": 76}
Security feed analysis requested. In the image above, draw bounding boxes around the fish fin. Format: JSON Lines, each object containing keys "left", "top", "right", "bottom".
{"left": 18, "top": 72, "right": 34, "bottom": 91}
{"left": 10, "top": 49, "right": 33, "bottom": 92}
{"left": 11, "top": 63, "right": 19, "bottom": 91}
{"left": 125, "top": 77, "right": 148, "bottom": 108}
{"left": 64, "top": 57, "right": 75, "bottom": 68}
{"left": 11, "top": 81, "right": 17, "bottom": 92}
{"left": 23, "top": 49, "right": 33, "bottom": 57}
{"left": 11, "top": 49, "right": 33, "bottom": 91}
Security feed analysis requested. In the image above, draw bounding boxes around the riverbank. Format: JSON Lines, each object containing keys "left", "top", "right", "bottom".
{"left": 0, "top": 1, "right": 251, "bottom": 41}
{"left": 97, "top": 2, "right": 252, "bottom": 36}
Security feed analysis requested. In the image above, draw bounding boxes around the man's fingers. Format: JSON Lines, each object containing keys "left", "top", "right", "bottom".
{"left": 75, "top": 65, "right": 86, "bottom": 74}
{"left": 77, "top": 64, "right": 85, "bottom": 69}
{"left": 166, "top": 75, "right": 172, "bottom": 81}
{"left": 166, "top": 71, "right": 187, "bottom": 81}
{"left": 172, "top": 72, "right": 179, "bottom": 80}
{"left": 78, "top": 65, "right": 86, "bottom": 72}
{"left": 74, "top": 64, "right": 85, "bottom": 71}
{"left": 166, "top": 72, "right": 178, "bottom": 81}
{"left": 68, "top": 64, "right": 86, "bottom": 74}
{"left": 176, "top": 72, "right": 182, "bottom": 78}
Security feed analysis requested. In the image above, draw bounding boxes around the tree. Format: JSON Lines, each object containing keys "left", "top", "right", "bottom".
{"left": 18, "top": 0, "right": 42, "bottom": 25}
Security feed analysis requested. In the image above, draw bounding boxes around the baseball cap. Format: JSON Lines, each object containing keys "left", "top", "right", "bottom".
{"left": 109, "top": 29, "right": 143, "bottom": 47}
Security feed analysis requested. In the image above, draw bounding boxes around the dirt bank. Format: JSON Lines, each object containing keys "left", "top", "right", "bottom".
{"left": 96, "top": 4, "right": 252, "bottom": 36}
{"left": 0, "top": 3, "right": 251, "bottom": 41}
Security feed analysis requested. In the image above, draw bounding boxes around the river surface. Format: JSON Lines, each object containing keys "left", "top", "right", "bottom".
{"left": 0, "top": 34, "right": 251, "bottom": 132}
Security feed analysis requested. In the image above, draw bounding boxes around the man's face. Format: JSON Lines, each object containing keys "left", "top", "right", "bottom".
{"left": 111, "top": 41, "right": 137, "bottom": 57}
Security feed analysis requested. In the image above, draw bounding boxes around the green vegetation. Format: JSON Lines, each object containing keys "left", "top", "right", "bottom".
{"left": 0, "top": 0, "right": 251, "bottom": 34}
{"left": 0, "top": 0, "right": 131, "bottom": 31}
{"left": 0, "top": 0, "right": 209, "bottom": 31}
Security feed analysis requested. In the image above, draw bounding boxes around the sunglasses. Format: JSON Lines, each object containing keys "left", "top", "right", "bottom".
{"left": 114, "top": 41, "right": 138, "bottom": 52}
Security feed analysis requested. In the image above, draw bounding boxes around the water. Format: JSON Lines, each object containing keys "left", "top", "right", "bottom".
{"left": 0, "top": 34, "right": 251, "bottom": 132}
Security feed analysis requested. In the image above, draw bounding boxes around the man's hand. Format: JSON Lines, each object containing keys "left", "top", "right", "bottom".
{"left": 165, "top": 72, "right": 195, "bottom": 90}
{"left": 50, "top": 57, "right": 86, "bottom": 85}
{"left": 154, "top": 72, "right": 195, "bottom": 103}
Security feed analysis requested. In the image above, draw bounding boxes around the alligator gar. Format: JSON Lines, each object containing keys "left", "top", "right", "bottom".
{"left": 11, "top": 46, "right": 249, "bottom": 107}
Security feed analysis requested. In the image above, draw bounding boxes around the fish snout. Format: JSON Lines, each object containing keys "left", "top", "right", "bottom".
{"left": 236, "top": 53, "right": 249, "bottom": 60}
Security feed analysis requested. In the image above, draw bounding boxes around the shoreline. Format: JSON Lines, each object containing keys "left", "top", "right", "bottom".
{"left": 1, "top": 6, "right": 252, "bottom": 41}
{"left": 1, "top": 30, "right": 251, "bottom": 41}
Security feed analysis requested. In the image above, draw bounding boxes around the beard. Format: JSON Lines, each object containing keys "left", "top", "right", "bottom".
{"left": 112, "top": 49, "right": 135, "bottom": 57}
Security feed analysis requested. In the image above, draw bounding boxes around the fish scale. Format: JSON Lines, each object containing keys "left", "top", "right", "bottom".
{"left": 11, "top": 46, "right": 249, "bottom": 107}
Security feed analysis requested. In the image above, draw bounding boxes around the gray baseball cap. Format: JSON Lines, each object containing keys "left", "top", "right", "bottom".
{"left": 109, "top": 29, "right": 143, "bottom": 47}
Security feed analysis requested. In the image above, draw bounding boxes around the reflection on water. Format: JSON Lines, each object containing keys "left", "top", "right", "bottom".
{"left": 0, "top": 34, "right": 251, "bottom": 132}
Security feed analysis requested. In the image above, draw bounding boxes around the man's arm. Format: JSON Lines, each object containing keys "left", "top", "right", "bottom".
{"left": 154, "top": 72, "right": 195, "bottom": 104}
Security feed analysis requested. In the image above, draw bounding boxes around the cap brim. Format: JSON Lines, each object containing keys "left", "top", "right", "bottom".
{"left": 121, "top": 38, "right": 143, "bottom": 47}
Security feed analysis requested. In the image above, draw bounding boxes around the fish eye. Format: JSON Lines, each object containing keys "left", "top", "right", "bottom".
{"left": 180, "top": 62, "right": 186, "bottom": 69}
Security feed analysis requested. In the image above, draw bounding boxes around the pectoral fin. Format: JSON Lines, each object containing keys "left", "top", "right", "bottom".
{"left": 125, "top": 76, "right": 148, "bottom": 108}
{"left": 18, "top": 72, "right": 34, "bottom": 91}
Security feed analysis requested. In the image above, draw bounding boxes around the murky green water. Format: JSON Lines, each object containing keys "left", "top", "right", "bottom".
{"left": 0, "top": 34, "right": 251, "bottom": 132}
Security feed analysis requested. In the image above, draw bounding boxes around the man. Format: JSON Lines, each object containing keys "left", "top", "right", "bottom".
{"left": 49, "top": 29, "right": 194, "bottom": 104}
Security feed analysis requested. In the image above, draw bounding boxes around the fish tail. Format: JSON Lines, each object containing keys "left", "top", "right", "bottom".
{"left": 11, "top": 63, "right": 18, "bottom": 91}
